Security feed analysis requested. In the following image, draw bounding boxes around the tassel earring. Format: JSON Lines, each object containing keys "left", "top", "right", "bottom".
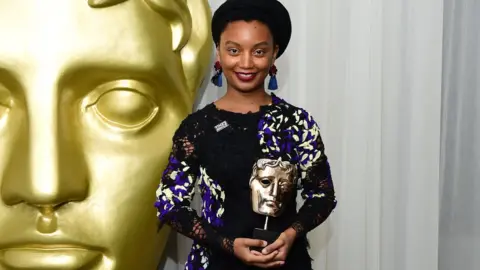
{"left": 211, "top": 61, "right": 223, "bottom": 87}
{"left": 268, "top": 64, "right": 278, "bottom": 90}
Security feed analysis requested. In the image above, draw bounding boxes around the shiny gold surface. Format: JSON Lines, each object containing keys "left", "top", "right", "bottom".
{"left": 249, "top": 159, "right": 298, "bottom": 217}
{"left": 0, "top": 0, "right": 212, "bottom": 269}
{"left": 0, "top": 247, "right": 102, "bottom": 269}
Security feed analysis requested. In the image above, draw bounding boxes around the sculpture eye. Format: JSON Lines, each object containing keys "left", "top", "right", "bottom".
{"left": 279, "top": 182, "right": 291, "bottom": 191}
{"left": 0, "top": 103, "right": 10, "bottom": 125}
{"left": 83, "top": 80, "right": 159, "bottom": 132}
{"left": 0, "top": 89, "right": 12, "bottom": 127}
{"left": 88, "top": 89, "right": 157, "bottom": 128}
{"left": 87, "top": 0, "right": 128, "bottom": 8}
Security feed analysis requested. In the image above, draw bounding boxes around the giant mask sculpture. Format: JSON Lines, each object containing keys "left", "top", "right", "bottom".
{"left": 0, "top": 0, "right": 212, "bottom": 269}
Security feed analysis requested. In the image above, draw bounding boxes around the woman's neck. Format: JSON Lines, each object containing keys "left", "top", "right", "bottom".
{"left": 215, "top": 87, "right": 272, "bottom": 113}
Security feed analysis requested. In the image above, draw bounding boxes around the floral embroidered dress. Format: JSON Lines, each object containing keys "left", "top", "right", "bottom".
{"left": 155, "top": 94, "right": 337, "bottom": 270}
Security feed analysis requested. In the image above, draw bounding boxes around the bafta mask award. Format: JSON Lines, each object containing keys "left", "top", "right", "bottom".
{"left": 249, "top": 159, "right": 298, "bottom": 251}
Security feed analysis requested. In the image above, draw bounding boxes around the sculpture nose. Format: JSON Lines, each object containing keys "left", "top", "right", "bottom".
{"left": 270, "top": 180, "right": 279, "bottom": 197}
{"left": 0, "top": 86, "right": 89, "bottom": 208}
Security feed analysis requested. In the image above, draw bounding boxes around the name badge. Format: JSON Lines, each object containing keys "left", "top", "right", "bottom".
{"left": 214, "top": 121, "right": 229, "bottom": 132}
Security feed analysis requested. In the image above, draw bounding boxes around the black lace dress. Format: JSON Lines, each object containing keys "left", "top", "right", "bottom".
{"left": 155, "top": 94, "right": 337, "bottom": 270}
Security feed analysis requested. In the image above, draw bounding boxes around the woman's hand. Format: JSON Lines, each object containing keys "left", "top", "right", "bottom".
{"left": 256, "top": 228, "right": 297, "bottom": 262}
{"left": 233, "top": 238, "right": 285, "bottom": 268}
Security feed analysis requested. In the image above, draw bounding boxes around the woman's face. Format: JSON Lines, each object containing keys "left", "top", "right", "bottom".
{"left": 217, "top": 20, "right": 278, "bottom": 93}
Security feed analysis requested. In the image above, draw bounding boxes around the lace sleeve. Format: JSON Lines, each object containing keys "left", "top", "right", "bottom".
{"left": 290, "top": 111, "right": 337, "bottom": 237}
{"left": 154, "top": 118, "right": 234, "bottom": 254}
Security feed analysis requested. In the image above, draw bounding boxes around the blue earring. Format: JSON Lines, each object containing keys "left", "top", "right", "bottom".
{"left": 268, "top": 64, "right": 278, "bottom": 90}
{"left": 211, "top": 61, "right": 223, "bottom": 87}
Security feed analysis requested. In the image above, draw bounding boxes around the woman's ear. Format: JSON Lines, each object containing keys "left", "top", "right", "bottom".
{"left": 215, "top": 44, "right": 220, "bottom": 62}
{"left": 273, "top": 44, "right": 280, "bottom": 59}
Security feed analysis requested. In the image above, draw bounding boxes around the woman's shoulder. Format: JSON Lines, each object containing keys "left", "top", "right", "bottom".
{"left": 272, "top": 94, "right": 317, "bottom": 123}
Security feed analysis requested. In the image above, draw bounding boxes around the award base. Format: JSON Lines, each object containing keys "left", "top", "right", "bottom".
{"left": 250, "top": 228, "right": 281, "bottom": 252}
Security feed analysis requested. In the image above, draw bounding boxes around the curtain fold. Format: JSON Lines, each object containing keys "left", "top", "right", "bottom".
{"left": 439, "top": 0, "right": 480, "bottom": 269}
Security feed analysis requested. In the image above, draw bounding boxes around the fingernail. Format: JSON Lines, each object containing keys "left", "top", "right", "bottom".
{"left": 263, "top": 241, "right": 267, "bottom": 247}
{"left": 262, "top": 249, "right": 267, "bottom": 254}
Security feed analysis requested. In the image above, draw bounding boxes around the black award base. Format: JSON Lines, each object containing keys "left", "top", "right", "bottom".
{"left": 250, "top": 228, "right": 281, "bottom": 252}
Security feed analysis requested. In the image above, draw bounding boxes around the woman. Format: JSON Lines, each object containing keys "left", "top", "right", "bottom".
{"left": 155, "top": 0, "right": 337, "bottom": 269}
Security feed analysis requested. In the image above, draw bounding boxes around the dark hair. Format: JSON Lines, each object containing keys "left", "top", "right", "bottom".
{"left": 212, "top": 9, "right": 278, "bottom": 47}
{"left": 211, "top": 0, "right": 292, "bottom": 59}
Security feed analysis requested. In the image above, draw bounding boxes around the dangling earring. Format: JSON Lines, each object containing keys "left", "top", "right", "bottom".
{"left": 268, "top": 64, "right": 278, "bottom": 90}
{"left": 211, "top": 61, "right": 223, "bottom": 87}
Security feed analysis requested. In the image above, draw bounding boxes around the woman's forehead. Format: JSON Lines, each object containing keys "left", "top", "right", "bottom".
{"left": 220, "top": 20, "right": 273, "bottom": 44}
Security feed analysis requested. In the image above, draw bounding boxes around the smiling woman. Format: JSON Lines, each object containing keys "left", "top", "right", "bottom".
{"left": 155, "top": 0, "right": 337, "bottom": 269}
{"left": 216, "top": 20, "right": 277, "bottom": 93}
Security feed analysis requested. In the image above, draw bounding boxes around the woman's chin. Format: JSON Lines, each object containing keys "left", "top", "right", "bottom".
{"left": 230, "top": 81, "right": 265, "bottom": 93}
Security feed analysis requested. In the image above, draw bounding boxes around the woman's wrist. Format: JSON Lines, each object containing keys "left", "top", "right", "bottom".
{"left": 289, "top": 221, "right": 305, "bottom": 237}
{"left": 283, "top": 227, "right": 297, "bottom": 240}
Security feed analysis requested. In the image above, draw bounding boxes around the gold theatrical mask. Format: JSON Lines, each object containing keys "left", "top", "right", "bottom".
{"left": 249, "top": 159, "right": 298, "bottom": 217}
{"left": 0, "top": 0, "right": 212, "bottom": 269}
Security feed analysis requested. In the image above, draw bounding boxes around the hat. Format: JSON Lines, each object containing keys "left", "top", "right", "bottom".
{"left": 211, "top": 0, "right": 292, "bottom": 59}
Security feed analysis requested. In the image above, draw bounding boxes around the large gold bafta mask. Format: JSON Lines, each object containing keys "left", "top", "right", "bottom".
{"left": 0, "top": 0, "right": 212, "bottom": 269}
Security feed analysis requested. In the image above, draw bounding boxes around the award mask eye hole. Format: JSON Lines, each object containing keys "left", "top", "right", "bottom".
{"left": 260, "top": 178, "right": 272, "bottom": 186}
{"left": 279, "top": 182, "right": 291, "bottom": 191}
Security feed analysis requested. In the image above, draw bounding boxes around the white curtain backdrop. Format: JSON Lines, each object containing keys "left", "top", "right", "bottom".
{"left": 439, "top": 0, "right": 480, "bottom": 269}
{"left": 160, "top": 0, "right": 446, "bottom": 269}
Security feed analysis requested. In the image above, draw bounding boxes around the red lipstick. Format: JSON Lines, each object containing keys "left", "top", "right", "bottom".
{"left": 235, "top": 72, "right": 257, "bottom": 82}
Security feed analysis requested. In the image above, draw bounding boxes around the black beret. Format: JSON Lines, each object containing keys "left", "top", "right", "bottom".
{"left": 211, "top": 0, "right": 292, "bottom": 59}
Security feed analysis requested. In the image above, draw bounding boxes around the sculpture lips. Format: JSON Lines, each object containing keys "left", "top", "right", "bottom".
{"left": 0, "top": 247, "right": 102, "bottom": 270}
{"left": 264, "top": 200, "right": 279, "bottom": 209}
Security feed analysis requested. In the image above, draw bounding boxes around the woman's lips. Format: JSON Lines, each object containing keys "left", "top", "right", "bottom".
{"left": 235, "top": 72, "right": 257, "bottom": 82}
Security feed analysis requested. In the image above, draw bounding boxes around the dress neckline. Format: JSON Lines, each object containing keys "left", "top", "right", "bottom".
{"left": 209, "top": 93, "right": 280, "bottom": 116}
{"left": 210, "top": 103, "right": 264, "bottom": 116}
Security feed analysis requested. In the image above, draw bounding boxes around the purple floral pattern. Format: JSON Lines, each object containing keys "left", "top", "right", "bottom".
{"left": 155, "top": 154, "right": 197, "bottom": 219}
{"left": 185, "top": 243, "right": 210, "bottom": 270}
{"left": 198, "top": 167, "right": 225, "bottom": 227}
{"left": 182, "top": 166, "right": 226, "bottom": 269}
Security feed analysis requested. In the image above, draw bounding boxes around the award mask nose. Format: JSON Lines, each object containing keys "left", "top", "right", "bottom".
{"left": 269, "top": 180, "right": 279, "bottom": 197}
